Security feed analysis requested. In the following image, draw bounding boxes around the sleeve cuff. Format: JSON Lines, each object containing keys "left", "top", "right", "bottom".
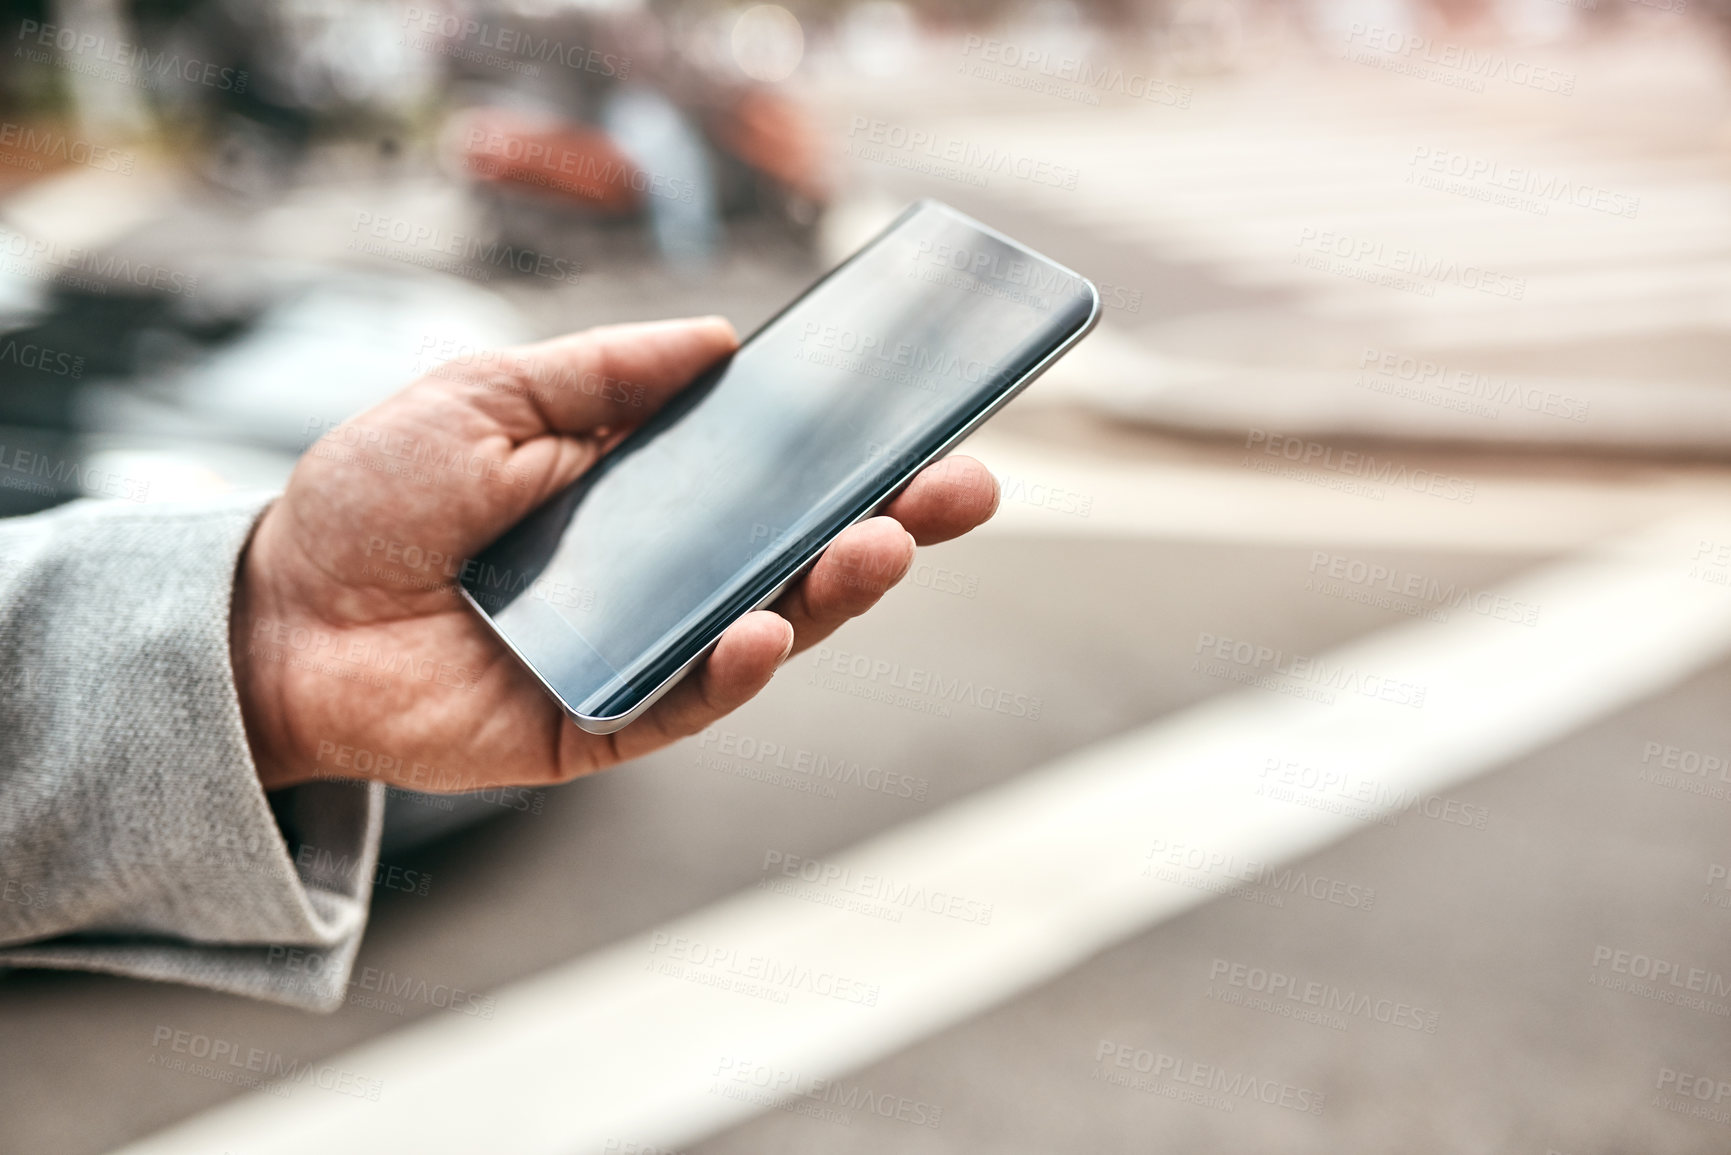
{"left": 0, "top": 493, "right": 386, "bottom": 1011}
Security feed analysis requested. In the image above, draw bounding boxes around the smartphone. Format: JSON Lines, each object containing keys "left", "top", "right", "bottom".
{"left": 460, "top": 199, "right": 1099, "bottom": 733}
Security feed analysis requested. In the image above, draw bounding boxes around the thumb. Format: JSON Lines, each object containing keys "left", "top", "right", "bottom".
{"left": 453, "top": 316, "right": 741, "bottom": 443}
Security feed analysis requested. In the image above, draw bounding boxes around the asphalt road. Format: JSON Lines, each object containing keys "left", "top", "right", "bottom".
{"left": 698, "top": 637, "right": 1731, "bottom": 1155}
{"left": 7, "top": 17, "right": 1731, "bottom": 1155}
{"left": 0, "top": 532, "right": 1556, "bottom": 1155}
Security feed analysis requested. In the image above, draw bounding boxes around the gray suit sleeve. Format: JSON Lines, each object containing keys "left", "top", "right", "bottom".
{"left": 0, "top": 493, "right": 385, "bottom": 1012}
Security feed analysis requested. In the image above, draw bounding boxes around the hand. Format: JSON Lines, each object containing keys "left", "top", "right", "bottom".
{"left": 232, "top": 317, "right": 1000, "bottom": 793}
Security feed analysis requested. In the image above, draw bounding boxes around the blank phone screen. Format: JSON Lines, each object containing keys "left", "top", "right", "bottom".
{"left": 464, "top": 201, "right": 1096, "bottom": 723}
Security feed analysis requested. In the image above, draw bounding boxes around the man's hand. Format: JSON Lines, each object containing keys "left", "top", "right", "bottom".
{"left": 232, "top": 317, "right": 999, "bottom": 793}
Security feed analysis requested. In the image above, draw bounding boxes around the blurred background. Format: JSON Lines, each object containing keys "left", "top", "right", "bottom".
{"left": 5, "top": 0, "right": 1731, "bottom": 1150}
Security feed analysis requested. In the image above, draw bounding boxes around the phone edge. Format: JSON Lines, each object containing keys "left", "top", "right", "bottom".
{"left": 462, "top": 201, "right": 1103, "bottom": 736}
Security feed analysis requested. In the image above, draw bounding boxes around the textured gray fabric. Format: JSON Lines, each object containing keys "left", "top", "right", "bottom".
{"left": 0, "top": 493, "right": 385, "bottom": 1011}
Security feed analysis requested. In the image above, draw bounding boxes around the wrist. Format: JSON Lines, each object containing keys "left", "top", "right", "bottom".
{"left": 230, "top": 514, "right": 300, "bottom": 792}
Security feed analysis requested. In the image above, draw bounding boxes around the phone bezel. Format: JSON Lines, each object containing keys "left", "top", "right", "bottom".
{"left": 459, "top": 199, "right": 1102, "bottom": 734}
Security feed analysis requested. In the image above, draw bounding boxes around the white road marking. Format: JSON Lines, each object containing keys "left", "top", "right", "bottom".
{"left": 115, "top": 514, "right": 1731, "bottom": 1155}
